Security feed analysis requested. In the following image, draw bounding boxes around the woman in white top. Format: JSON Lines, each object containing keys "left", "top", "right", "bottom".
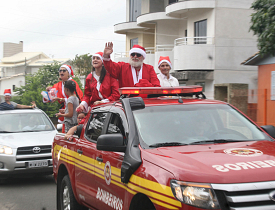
{"left": 157, "top": 56, "right": 179, "bottom": 87}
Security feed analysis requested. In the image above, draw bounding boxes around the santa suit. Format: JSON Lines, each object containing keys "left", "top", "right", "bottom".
{"left": 103, "top": 59, "right": 160, "bottom": 88}
{"left": 50, "top": 78, "right": 83, "bottom": 124}
{"left": 81, "top": 72, "right": 120, "bottom": 111}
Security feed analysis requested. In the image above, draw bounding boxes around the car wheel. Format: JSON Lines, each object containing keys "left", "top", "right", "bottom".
{"left": 60, "top": 175, "right": 87, "bottom": 210}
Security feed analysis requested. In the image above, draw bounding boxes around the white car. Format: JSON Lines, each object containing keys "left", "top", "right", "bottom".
{"left": 0, "top": 108, "right": 57, "bottom": 180}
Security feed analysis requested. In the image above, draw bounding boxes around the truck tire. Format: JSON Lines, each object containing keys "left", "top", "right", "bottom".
{"left": 60, "top": 175, "right": 87, "bottom": 210}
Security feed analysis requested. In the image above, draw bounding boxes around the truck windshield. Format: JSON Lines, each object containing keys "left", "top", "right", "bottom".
{"left": 0, "top": 113, "right": 54, "bottom": 133}
{"left": 133, "top": 104, "right": 268, "bottom": 146}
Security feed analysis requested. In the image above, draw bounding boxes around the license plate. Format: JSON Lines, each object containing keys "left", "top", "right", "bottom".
{"left": 28, "top": 160, "right": 48, "bottom": 168}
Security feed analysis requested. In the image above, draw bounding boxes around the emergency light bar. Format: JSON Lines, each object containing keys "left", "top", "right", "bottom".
{"left": 119, "top": 85, "right": 203, "bottom": 95}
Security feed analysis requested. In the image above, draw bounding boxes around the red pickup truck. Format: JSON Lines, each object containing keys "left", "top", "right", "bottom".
{"left": 53, "top": 86, "right": 275, "bottom": 210}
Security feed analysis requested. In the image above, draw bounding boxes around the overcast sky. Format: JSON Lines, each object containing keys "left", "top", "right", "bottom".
{"left": 0, "top": 0, "right": 126, "bottom": 60}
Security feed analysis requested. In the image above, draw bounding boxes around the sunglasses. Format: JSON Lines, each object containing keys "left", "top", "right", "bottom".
{"left": 130, "top": 53, "right": 142, "bottom": 57}
{"left": 59, "top": 69, "right": 67, "bottom": 73}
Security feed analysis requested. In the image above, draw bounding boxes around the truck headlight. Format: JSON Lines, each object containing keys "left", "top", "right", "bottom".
{"left": 170, "top": 180, "right": 220, "bottom": 209}
{"left": 0, "top": 145, "right": 13, "bottom": 155}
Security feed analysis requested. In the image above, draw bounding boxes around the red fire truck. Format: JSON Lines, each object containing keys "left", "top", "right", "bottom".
{"left": 53, "top": 86, "right": 275, "bottom": 210}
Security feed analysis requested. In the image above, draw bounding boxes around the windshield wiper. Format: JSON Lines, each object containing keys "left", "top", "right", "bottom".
{"left": 189, "top": 139, "right": 246, "bottom": 145}
{"left": 149, "top": 142, "right": 188, "bottom": 148}
{"left": 0, "top": 131, "right": 13, "bottom": 133}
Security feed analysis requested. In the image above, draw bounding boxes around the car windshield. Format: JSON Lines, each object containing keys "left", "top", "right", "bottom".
{"left": 0, "top": 112, "right": 55, "bottom": 133}
{"left": 133, "top": 104, "right": 268, "bottom": 146}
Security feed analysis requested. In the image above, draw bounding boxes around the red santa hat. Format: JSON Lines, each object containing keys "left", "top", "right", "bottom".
{"left": 4, "top": 89, "right": 11, "bottom": 96}
{"left": 129, "top": 45, "right": 146, "bottom": 59}
{"left": 92, "top": 52, "right": 103, "bottom": 62}
{"left": 158, "top": 56, "right": 172, "bottom": 69}
{"left": 60, "top": 64, "right": 74, "bottom": 77}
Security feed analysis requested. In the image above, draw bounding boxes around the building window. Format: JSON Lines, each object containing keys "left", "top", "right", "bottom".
{"left": 185, "top": 29, "right": 187, "bottom": 37}
{"left": 271, "top": 71, "right": 275, "bottom": 100}
{"left": 194, "top": 19, "right": 207, "bottom": 44}
{"left": 130, "top": 38, "right": 138, "bottom": 49}
{"left": 13, "top": 85, "right": 16, "bottom": 91}
{"left": 195, "top": 82, "right": 205, "bottom": 92}
{"left": 129, "top": 0, "right": 141, "bottom": 22}
{"left": 169, "top": 0, "right": 178, "bottom": 4}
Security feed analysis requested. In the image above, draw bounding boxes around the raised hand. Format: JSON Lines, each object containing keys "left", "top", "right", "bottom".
{"left": 103, "top": 42, "right": 113, "bottom": 58}
{"left": 46, "top": 86, "right": 52, "bottom": 91}
{"left": 76, "top": 104, "right": 84, "bottom": 113}
{"left": 31, "top": 101, "right": 36, "bottom": 108}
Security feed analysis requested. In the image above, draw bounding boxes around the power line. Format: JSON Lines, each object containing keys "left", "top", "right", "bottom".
{"left": 0, "top": 26, "right": 125, "bottom": 42}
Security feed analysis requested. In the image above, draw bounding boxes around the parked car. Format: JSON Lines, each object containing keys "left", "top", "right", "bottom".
{"left": 53, "top": 86, "right": 275, "bottom": 210}
{"left": 0, "top": 108, "right": 57, "bottom": 180}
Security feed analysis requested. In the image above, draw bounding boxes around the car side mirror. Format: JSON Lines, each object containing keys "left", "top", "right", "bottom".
{"left": 97, "top": 133, "right": 126, "bottom": 152}
{"left": 76, "top": 124, "right": 84, "bottom": 138}
{"left": 261, "top": 125, "right": 275, "bottom": 139}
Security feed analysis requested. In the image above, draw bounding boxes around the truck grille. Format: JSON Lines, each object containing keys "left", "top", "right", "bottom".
{"left": 17, "top": 145, "right": 51, "bottom": 155}
{"left": 212, "top": 181, "right": 275, "bottom": 210}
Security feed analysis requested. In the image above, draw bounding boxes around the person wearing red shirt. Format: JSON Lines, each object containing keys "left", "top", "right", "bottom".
{"left": 103, "top": 42, "right": 160, "bottom": 88}
{"left": 76, "top": 52, "right": 120, "bottom": 113}
{"left": 46, "top": 64, "right": 83, "bottom": 132}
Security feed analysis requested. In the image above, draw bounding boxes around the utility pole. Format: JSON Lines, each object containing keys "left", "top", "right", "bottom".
{"left": 24, "top": 57, "right": 27, "bottom": 75}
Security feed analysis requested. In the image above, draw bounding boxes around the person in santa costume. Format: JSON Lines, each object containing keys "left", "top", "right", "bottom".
{"left": 157, "top": 56, "right": 179, "bottom": 87}
{"left": 76, "top": 52, "right": 120, "bottom": 113}
{"left": 46, "top": 64, "right": 83, "bottom": 132}
{"left": 0, "top": 89, "right": 36, "bottom": 110}
{"left": 103, "top": 42, "right": 160, "bottom": 88}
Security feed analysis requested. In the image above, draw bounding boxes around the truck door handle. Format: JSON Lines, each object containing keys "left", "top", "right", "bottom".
{"left": 96, "top": 157, "right": 103, "bottom": 162}
{"left": 77, "top": 149, "right": 83, "bottom": 154}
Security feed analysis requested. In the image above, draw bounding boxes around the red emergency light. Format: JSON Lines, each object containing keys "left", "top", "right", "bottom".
{"left": 119, "top": 85, "right": 203, "bottom": 95}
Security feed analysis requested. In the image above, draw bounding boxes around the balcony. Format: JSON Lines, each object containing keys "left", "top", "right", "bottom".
{"left": 166, "top": 0, "right": 215, "bottom": 17}
{"left": 175, "top": 37, "right": 214, "bottom": 45}
{"left": 137, "top": 12, "right": 180, "bottom": 26}
{"left": 173, "top": 37, "right": 215, "bottom": 70}
{"left": 114, "top": 21, "right": 149, "bottom": 34}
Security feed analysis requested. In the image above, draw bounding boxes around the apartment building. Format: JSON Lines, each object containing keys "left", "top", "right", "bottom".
{"left": 113, "top": 0, "right": 258, "bottom": 98}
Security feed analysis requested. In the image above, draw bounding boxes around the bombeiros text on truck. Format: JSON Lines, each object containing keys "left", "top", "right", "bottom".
{"left": 52, "top": 85, "right": 275, "bottom": 210}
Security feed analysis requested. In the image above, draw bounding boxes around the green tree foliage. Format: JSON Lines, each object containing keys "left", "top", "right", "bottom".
{"left": 13, "top": 61, "right": 83, "bottom": 117}
{"left": 250, "top": 0, "right": 275, "bottom": 55}
{"left": 71, "top": 53, "right": 93, "bottom": 76}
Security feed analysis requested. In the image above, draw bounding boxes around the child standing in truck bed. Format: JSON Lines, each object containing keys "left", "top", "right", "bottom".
{"left": 56, "top": 80, "right": 81, "bottom": 133}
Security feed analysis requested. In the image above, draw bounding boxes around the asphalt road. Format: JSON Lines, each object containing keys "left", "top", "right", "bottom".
{"left": 0, "top": 175, "right": 56, "bottom": 210}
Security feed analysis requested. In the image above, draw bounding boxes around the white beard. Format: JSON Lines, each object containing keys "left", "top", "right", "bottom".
{"left": 129, "top": 58, "right": 143, "bottom": 68}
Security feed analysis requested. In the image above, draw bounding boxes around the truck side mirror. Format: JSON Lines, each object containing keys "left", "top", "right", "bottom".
{"left": 261, "top": 125, "right": 275, "bottom": 139}
{"left": 97, "top": 133, "right": 126, "bottom": 152}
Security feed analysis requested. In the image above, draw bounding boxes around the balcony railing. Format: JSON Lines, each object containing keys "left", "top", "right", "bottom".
{"left": 114, "top": 45, "right": 175, "bottom": 59}
{"left": 175, "top": 37, "right": 214, "bottom": 46}
{"left": 156, "top": 45, "right": 174, "bottom": 51}
{"left": 145, "top": 47, "right": 155, "bottom": 54}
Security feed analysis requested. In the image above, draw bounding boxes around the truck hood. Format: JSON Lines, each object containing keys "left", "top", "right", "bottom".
{"left": 142, "top": 141, "right": 275, "bottom": 183}
{"left": 0, "top": 130, "right": 57, "bottom": 148}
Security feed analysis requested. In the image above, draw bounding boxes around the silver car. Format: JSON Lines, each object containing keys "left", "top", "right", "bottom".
{"left": 0, "top": 108, "right": 57, "bottom": 179}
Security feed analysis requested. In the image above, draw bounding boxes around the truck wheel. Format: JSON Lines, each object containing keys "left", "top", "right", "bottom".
{"left": 60, "top": 175, "right": 87, "bottom": 210}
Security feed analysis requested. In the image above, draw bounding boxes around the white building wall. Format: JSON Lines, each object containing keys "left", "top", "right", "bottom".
{"left": 214, "top": 6, "right": 258, "bottom": 90}
{"left": 0, "top": 75, "right": 25, "bottom": 96}
{"left": 174, "top": 45, "right": 215, "bottom": 70}
{"left": 178, "top": 20, "right": 187, "bottom": 37}
{"left": 186, "top": 8, "right": 215, "bottom": 38}
{"left": 4, "top": 66, "right": 25, "bottom": 77}
{"left": 31, "top": 67, "right": 40, "bottom": 74}
{"left": 156, "top": 20, "right": 180, "bottom": 45}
